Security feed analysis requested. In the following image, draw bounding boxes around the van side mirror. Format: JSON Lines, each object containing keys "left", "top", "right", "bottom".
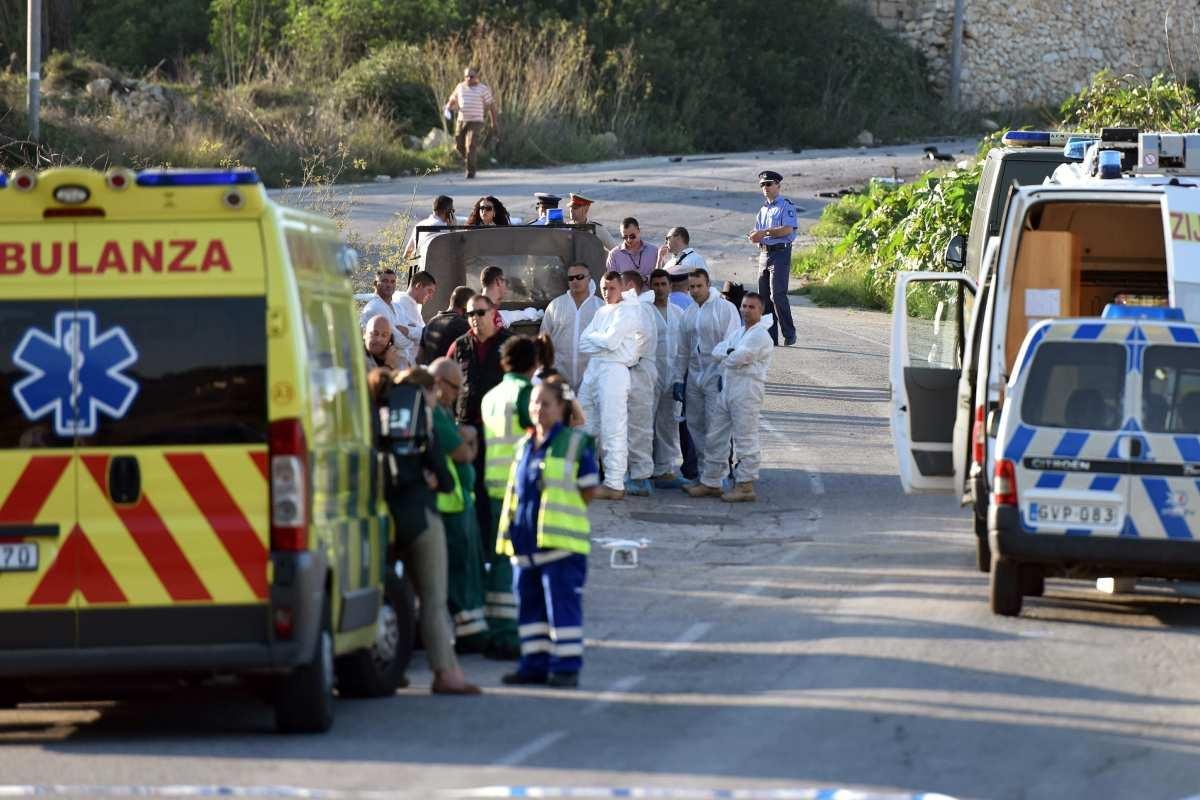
{"left": 944, "top": 234, "right": 967, "bottom": 271}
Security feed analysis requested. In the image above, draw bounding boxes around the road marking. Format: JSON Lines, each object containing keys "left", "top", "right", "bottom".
{"left": 583, "top": 675, "right": 646, "bottom": 715}
{"left": 667, "top": 622, "right": 713, "bottom": 652}
{"left": 446, "top": 787, "right": 959, "bottom": 799}
{"left": 759, "top": 416, "right": 825, "bottom": 497}
{"left": 492, "top": 730, "right": 568, "bottom": 767}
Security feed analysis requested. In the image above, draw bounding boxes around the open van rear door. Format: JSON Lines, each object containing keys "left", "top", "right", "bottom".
{"left": 1162, "top": 186, "right": 1200, "bottom": 321}
{"left": 890, "top": 271, "right": 977, "bottom": 493}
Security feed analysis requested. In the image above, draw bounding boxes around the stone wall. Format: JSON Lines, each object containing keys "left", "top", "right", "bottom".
{"left": 848, "top": 0, "right": 1200, "bottom": 109}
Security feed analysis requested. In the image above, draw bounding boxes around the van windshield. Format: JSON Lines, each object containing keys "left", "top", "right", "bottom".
{"left": 1020, "top": 341, "right": 1125, "bottom": 430}
{"left": 1142, "top": 346, "right": 1200, "bottom": 434}
{"left": 465, "top": 254, "right": 568, "bottom": 308}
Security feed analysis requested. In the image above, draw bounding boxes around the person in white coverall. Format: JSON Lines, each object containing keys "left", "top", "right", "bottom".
{"left": 647, "top": 268, "right": 685, "bottom": 484}
{"left": 620, "top": 270, "right": 659, "bottom": 496}
{"left": 539, "top": 262, "right": 603, "bottom": 392}
{"left": 676, "top": 268, "right": 741, "bottom": 498}
{"left": 705, "top": 292, "right": 774, "bottom": 503}
{"left": 577, "top": 271, "right": 639, "bottom": 500}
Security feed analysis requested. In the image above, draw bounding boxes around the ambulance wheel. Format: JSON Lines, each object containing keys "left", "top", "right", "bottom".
{"left": 990, "top": 556, "right": 1023, "bottom": 617}
{"left": 275, "top": 596, "right": 335, "bottom": 734}
{"left": 974, "top": 513, "right": 991, "bottom": 573}
{"left": 1019, "top": 565, "right": 1045, "bottom": 597}
{"left": 336, "top": 571, "right": 416, "bottom": 698}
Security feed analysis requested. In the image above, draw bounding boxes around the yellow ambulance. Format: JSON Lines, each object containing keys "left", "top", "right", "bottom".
{"left": 0, "top": 166, "right": 407, "bottom": 732}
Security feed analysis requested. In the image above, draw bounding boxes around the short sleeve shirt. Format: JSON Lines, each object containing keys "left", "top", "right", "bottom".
{"left": 453, "top": 82, "right": 495, "bottom": 123}
{"left": 433, "top": 406, "right": 474, "bottom": 507}
{"left": 507, "top": 424, "right": 599, "bottom": 555}
{"left": 755, "top": 197, "right": 799, "bottom": 246}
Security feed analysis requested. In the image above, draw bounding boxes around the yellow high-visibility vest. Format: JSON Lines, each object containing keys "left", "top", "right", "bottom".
{"left": 481, "top": 373, "right": 531, "bottom": 501}
{"left": 497, "top": 427, "right": 591, "bottom": 556}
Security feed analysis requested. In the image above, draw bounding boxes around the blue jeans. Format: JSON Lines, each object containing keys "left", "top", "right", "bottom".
{"left": 759, "top": 247, "right": 795, "bottom": 342}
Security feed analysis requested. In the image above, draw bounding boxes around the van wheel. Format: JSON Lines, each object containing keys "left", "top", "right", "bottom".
{"left": 990, "top": 556, "right": 1023, "bottom": 617}
{"left": 1020, "top": 565, "right": 1045, "bottom": 597}
{"left": 275, "top": 596, "right": 335, "bottom": 734}
{"left": 336, "top": 572, "right": 416, "bottom": 698}
{"left": 974, "top": 514, "right": 991, "bottom": 573}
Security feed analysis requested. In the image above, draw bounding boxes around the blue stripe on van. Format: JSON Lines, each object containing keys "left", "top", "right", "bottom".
{"left": 1073, "top": 324, "right": 1105, "bottom": 340}
{"left": 1142, "top": 478, "right": 1194, "bottom": 540}
{"left": 1120, "top": 515, "right": 1140, "bottom": 538}
{"left": 1170, "top": 326, "right": 1200, "bottom": 344}
{"left": 1019, "top": 325, "right": 1048, "bottom": 374}
{"left": 1035, "top": 473, "right": 1066, "bottom": 489}
{"left": 1004, "top": 424, "right": 1036, "bottom": 461}
{"left": 1089, "top": 475, "right": 1121, "bottom": 491}
{"left": 1175, "top": 436, "right": 1200, "bottom": 463}
{"left": 1053, "top": 431, "right": 1089, "bottom": 457}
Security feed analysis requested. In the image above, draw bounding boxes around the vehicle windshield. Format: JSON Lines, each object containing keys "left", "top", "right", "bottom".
{"left": 1020, "top": 341, "right": 1125, "bottom": 430}
{"left": 465, "top": 254, "right": 568, "bottom": 308}
{"left": 1142, "top": 345, "right": 1200, "bottom": 434}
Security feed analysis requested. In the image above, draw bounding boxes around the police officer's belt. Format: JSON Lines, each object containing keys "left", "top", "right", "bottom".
{"left": 760, "top": 243, "right": 789, "bottom": 252}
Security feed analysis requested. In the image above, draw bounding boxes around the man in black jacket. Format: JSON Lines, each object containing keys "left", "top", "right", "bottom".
{"left": 447, "top": 295, "right": 513, "bottom": 549}
{"left": 419, "top": 285, "right": 475, "bottom": 365}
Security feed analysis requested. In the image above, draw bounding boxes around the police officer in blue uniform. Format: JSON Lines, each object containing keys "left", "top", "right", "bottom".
{"left": 748, "top": 170, "right": 798, "bottom": 346}
{"left": 530, "top": 193, "right": 562, "bottom": 225}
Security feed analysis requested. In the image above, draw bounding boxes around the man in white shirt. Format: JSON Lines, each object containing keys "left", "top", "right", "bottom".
{"left": 647, "top": 268, "right": 686, "bottom": 485}
{"left": 359, "top": 269, "right": 407, "bottom": 364}
{"left": 674, "top": 269, "right": 740, "bottom": 498}
{"left": 706, "top": 292, "right": 774, "bottom": 503}
{"left": 403, "top": 195, "right": 456, "bottom": 259}
{"left": 578, "top": 271, "right": 639, "bottom": 500}
{"left": 391, "top": 271, "right": 437, "bottom": 367}
{"left": 657, "top": 226, "right": 707, "bottom": 273}
{"left": 619, "top": 270, "right": 658, "bottom": 497}
{"left": 539, "top": 262, "right": 603, "bottom": 392}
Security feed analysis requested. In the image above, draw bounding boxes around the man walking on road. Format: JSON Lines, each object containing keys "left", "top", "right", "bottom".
{"left": 705, "top": 292, "right": 774, "bottom": 503}
{"left": 606, "top": 217, "right": 658, "bottom": 279}
{"left": 420, "top": 285, "right": 474, "bottom": 364}
{"left": 540, "top": 262, "right": 603, "bottom": 392}
{"left": 676, "top": 269, "right": 740, "bottom": 498}
{"left": 647, "top": 269, "right": 685, "bottom": 485}
{"left": 445, "top": 66, "right": 498, "bottom": 179}
{"left": 577, "top": 271, "right": 639, "bottom": 500}
{"left": 620, "top": 270, "right": 659, "bottom": 496}
{"left": 748, "top": 170, "right": 798, "bottom": 347}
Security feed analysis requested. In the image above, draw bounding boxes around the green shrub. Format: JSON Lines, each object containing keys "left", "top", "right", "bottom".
{"left": 1059, "top": 70, "right": 1200, "bottom": 132}
{"left": 334, "top": 44, "right": 436, "bottom": 135}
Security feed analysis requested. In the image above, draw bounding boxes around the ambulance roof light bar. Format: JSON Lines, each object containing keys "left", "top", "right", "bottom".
{"left": 135, "top": 168, "right": 261, "bottom": 187}
{"left": 1001, "top": 130, "right": 1095, "bottom": 148}
{"left": 1101, "top": 304, "right": 1185, "bottom": 321}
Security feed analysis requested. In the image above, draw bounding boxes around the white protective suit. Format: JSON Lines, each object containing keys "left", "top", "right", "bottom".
{"left": 539, "top": 291, "right": 603, "bottom": 392}
{"left": 644, "top": 293, "right": 685, "bottom": 476}
{"left": 675, "top": 288, "right": 741, "bottom": 489}
{"left": 625, "top": 289, "right": 659, "bottom": 482}
{"left": 578, "top": 295, "right": 639, "bottom": 491}
{"left": 706, "top": 314, "right": 774, "bottom": 484}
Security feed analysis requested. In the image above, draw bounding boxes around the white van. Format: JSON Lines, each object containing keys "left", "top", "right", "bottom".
{"left": 891, "top": 130, "right": 1200, "bottom": 572}
{"left": 987, "top": 306, "right": 1200, "bottom": 616}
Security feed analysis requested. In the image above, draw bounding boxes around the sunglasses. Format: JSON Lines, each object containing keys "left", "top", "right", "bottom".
{"left": 479, "top": 204, "right": 494, "bottom": 211}
{"left": 468, "top": 309, "right": 490, "bottom": 318}
{"left": 568, "top": 273, "right": 589, "bottom": 282}
{"left": 622, "top": 233, "right": 639, "bottom": 240}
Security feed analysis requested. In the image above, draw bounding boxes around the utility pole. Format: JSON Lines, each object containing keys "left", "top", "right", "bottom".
{"left": 27, "top": 0, "right": 41, "bottom": 143}
{"left": 948, "top": 0, "right": 966, "bottom": 109}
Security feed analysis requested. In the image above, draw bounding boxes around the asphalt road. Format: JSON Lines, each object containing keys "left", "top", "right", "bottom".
{"left": 5, "top": 144, "right": 1200, "bottom": 799}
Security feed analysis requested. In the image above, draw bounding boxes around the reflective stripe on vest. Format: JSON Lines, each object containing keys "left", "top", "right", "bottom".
{"left": 436, "top": 454, "right": 465, "bottom": 514}
{"left": 482, "top": 378, "right": 527, "bottom": 500}
{"left": 497, "top": 429, "right": 591, "bottom": 556}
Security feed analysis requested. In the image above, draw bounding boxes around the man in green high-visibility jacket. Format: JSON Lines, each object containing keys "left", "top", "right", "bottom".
{"left": 479, "top": 335, "right": 538, "bottom": 659}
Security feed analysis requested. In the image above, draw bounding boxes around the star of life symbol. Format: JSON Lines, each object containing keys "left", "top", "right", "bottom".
{"left": 12, "top": 311, "right": 139, "bottom": 437}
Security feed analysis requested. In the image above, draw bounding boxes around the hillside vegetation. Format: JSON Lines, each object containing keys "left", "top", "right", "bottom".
{"left": 0, "top": 0, "right": 955, "bottom": 185}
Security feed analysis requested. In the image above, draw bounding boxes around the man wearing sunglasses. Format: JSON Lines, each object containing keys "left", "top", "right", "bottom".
{"left": 747, "top": 170, "right": 798, "bottom": 347}
{"left": 540, "top": 262, "right": 603, "bottom": 392}
{"left": 606, "top": 217, "right": 657, "bottom": 279}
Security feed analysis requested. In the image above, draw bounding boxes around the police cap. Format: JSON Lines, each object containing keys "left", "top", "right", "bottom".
{"left": 757, "top": 170, "right": 783, "bottom": 185}
{"left": 568, "top": 192, "right": 594, "bottom": 207}
{"left": 534, "top": 193, "right": 562, "bottom": 208}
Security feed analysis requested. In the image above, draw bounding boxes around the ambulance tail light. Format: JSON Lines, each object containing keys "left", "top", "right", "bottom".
{"left": 972, "top": 403, "right": 986, "bottom": 467}
{"left": 993, "top": 459, "right": 1019, "bottom": 507}
{"left": 106, "top": 168, "right": 134, "bottom": 190}
{"left": 273, "top": 607, "right": 295, "bottom": 640}
{"left": 269, "top": 418, "right": 308, "bottom": 551}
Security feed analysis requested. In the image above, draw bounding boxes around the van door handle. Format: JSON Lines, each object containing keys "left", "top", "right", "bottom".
{"left": 108, "top": 456, "right": 141, "bottom": 505}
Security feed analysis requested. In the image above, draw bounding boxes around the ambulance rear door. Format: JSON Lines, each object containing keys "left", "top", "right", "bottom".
{"left": 889, "top": 271, "right": 977, "bottom": 493}
{"left": 71, "top": 220, "right": 271, "bottom": 648}
{"left": 0, "top": 222, "right": 80, "bottom": 650}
